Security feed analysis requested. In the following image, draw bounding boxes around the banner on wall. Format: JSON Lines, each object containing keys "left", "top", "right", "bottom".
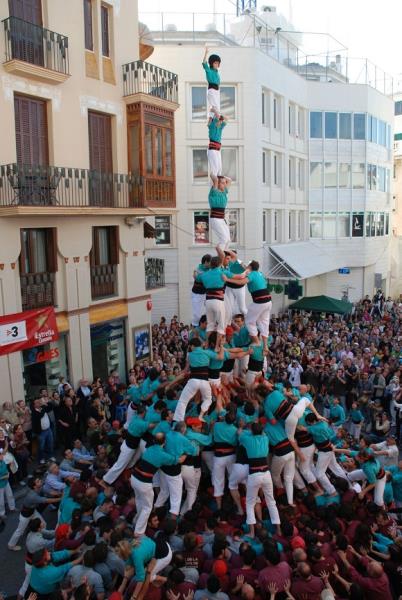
{"left": 0, "top": 306, "right": 59, "bottom": 356}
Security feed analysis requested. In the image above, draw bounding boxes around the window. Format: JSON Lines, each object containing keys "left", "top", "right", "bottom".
{"left": 288, "top": 104, "right": 295, "bottom": 135}
{"left": 298, "top": 160, "right": 304, "bottom": 190}
{"left": 228, "top": 209, "right": 239, "bottom": 243}
{"left": 288, "top": 157, "right": 295, "bottom": 188}
{"left": 324, "top": 162, "right": 337, "bottom": 188}
{"left": 20, "top": 228, "right": 57, "bottom": 274}
{"left": 310, "top": 161, "right": 322, "bottom": 188}
{"left": 155, "top": 216, "right": 171, "bottom": 245}
{"left": 273, "top": 153, "right": 281, "bottom": 185}
{"left": 143, "top": 117, "right": 174, "bottom": 180}
{"left": 339, "top": 113, "right": 351, "bottom": 139}
{"left": 273, "top": 210, "right": 278, "bottom": 241}
{"left": 298, "top": 211, "right": 303, "bottom": 239}
{"left": 325, "top": 112, "right": 337, "bottom": 139}
{"left": 101, "top": 5, "right": 110, "bottom": 57}
{"left": 371, "top": 116, "right": 378, "bottom": 143}
{"left": 378, "top": 120, "right": 386, "bottom": 146}
{"left": 385, "top": 213, "right": 390, "bottom": 235}
{"left": 368, "top": 164, "right": 377, "bottom": 191}
{"left": 395, "top": 101, "right": 402, "bottom": 115}
{"left": 353, "top": 113, "right": 366, "bottom": 140}
{"left": 297, "top": 107, "right": 305, "bottom": 138}
{"left": 378, "top": 166, "right": 386, "bottom": 192}
{"left": 310, "top": 213, "right": 322, "bottom": 238}
{"left": 262, "top": 90, "right": 268, "bottom": 125}
{"left": 339, "top": 163, "right": 351, "bottom": 188}
{"left": 288, "top": 211, "right": 293, "bottom": 239}
{"left": 191, "top": 86, "right": 236, "bottom": 120}
{"left": 262, "top": 150, "right": 269, "bottom": 184}
{"left": 192, "top": 149, "right": 208, "bottom": 183}
{"left": 193, "top": 211, "right": 210, "bottom": 244}
{"left": 263, "top": 210, "right": 267, "bottom": 242}
{"left": 352, "top": 163, "right": 365, "bottom": 189}
{"left": 222, "top": 148, "right": 237, "bottom": 181}
{"left": 310, "top": 111, "right": 322, "bottom": 138}
{"left": 273, "top": 96, "right": 280, "bottom": 129}
{"left": 90, "top": 226, "right": 119, "bottom": 298}
{"left": 84, "top": 0, "right": 93, "bottom": 51}
{"left": 338, "top": 213, "right": 351, "bottom": 237}
{"left": 323, "top": 213, "right": 337, "bottom": 238}
{"left": 365, "top": 213, "right": 373, "bottom": 237}
{"left": 352, "top": 213, "right": 364, "bottom": 237}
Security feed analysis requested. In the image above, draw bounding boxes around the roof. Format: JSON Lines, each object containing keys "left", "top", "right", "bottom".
{"left": 268, "top": 242, "right": 344, "bottom": 279}
{"left": 289, "top": 295, "right": 353, "bottom": 314}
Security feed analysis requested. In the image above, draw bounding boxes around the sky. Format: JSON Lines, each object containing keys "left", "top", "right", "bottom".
{"left": 138, "top": 0, "right": 402, "bottom": 85}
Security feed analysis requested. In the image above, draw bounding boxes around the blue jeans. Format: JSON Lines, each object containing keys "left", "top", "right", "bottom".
{"left": 39, "top": 428, "right": 54, "bottom": 461}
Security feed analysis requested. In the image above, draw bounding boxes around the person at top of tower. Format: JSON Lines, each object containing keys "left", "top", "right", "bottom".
{"left": 202, "top": 46, "right": 221, "bottom": 120}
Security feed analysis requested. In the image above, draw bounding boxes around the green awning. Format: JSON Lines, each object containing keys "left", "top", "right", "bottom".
{"left": 289, "top": 295, "right": 353, "bottom": 315}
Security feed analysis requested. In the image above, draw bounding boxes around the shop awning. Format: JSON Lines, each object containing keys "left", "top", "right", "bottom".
{"left": 289, "top": 295, "right": 353, "bottom": 314}
{"left": 268, "top": 242, "right": 343, "bottom": 279}
{"left": 144, "top": 221, "right": 156, "bottom": 238}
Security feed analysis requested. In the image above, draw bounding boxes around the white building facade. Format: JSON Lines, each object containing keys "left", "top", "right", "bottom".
{"left": 144, "top": 11, "right": 394, "bottom": 323}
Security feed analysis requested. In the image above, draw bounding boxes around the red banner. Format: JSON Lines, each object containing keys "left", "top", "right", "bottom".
{"left": 0, "top": 306, "right": 59, "bottom": 356}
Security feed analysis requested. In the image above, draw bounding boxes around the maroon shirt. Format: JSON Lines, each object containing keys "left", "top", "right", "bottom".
{"left": 258, "top": 561, "right": 292, "bottom": 593}
{"left": 291, "top": 575, "right": 325, "bottom": 600}
{"left": 229, "top": 566, "right": 259, "bottom": 589}
{"left": 347, "top": 562, "right": 393, "bottom": 600}
{"left": 311, "top": 556, "right": 336, "bottom": 577}
{"left": 182, "top": 549, "right": 206, "bottom": 571}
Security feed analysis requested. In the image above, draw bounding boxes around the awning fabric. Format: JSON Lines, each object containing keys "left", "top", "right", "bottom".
{"left": 289, "top": 295, "right": 353, "bottom": 314}
{"left": 268, "top": 242, "right": 343, "bottom": 279}
{"left": 144, "top": 221, "right": 156, "bottom": 238}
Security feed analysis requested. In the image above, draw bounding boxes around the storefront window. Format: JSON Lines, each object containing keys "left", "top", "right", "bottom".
{"left": 193, "top": 211, "right": 210, "bottom": 245}
{"left": 155, "top": 216, "right": 171, "bottom": 245}
{"left": 90, "top": 319, "right": 127, "bottom": 382}
{"left": 23, "top": 334, "right": 69, "bottom": 400}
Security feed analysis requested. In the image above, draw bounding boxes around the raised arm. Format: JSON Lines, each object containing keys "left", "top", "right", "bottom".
{"left": 203, "top": 45, "right": 209, "bottom": 63}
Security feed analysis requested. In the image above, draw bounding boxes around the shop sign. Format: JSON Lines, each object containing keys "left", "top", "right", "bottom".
{"left": 0, "top": 307, "right": 59, "bottom": 356}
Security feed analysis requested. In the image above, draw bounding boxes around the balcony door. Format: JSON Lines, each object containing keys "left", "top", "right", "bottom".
{"left": 14, "top": 94, "right": 50, "bottom": 205}
{"left": 88, "top": 110, "right": 113, "bottom": 206}
{"left": 9, "top": 0, "right": 44, "bottom": 66}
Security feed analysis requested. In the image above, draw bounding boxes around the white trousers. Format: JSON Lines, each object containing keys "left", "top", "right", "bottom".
{"left": 0, "top": 483, "right": 15, "bottom": 516}
{"left": 173, "top": 378, "right": 212, "bottom": 422}
{"left": 8, "top": 509, "right": 45, "bottom": 547}
{"left": 19, "top": 563, "right": 32, "bottom": 597}
{"left": 212, "top": 454, "right": 236, "bottom": 497}
{"left": 181, "top": 466, "right": 201, "bottom": 515}
{"left": 207, "top": 149, "right": 222, "bottom": 177}
{"left": 228, "top": 463, "right": 249, "bottom": 490}
{"left": 374, "top": 475, "right": 386, "bottom": 506}
{"left": 210, "top": 217, "right": 230, "bottom": 252}
{"left": 207, "top": 88, "right": 220, "bottom": 117}
{"left": 206, "top": 298, "right": 226, "bottom": 335}
{"left": 154, "top": 472, "right": 183, "bottom": 515}
{"left": 246, "top": 471, "right": 280, "bottom": 525}
{"left": 131, "top": 476, "right": 155, "bottom": 536}
{"left": 103, "top": 440, "right": 136, "bottom": 484}
{"left": 191, "top": 293, "right": 206, "bottom": 327}
{"left": 150, "top": 544, "right": 172, "bottom": 582}
{"left": 297, "top": 445, "right": 317, "bottom": 484}
{"left": 226, "top": 286, "right": 248, "bottom": 317}
{"left": 293, "top": 467, "right": 308, "bottom": 490}
{"left": 315, "top": 451, "right": 344, "bottom": 495}
{"left": 245, "top": 370, "right": 261, "bottom": 388}
{"left": 202, "top": 450, "right": 214, "bottom": 473}
{"left": 350, "top": 422, "right": 362, "bottom": 439}
{"left": 224, "top": 291, "right": 234, "bottom": 328}
{"left": 271, "top": 452, "right": 296, "bottom": 505}
{"left": 246, "top": 300, "right": 272, "bottom": 338}
{"left": 234, "top": 355, "right": 249, "bottom": 378}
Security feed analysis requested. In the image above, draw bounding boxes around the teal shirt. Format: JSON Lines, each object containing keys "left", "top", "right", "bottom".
{"left": 237, "top": 407, "right": 258, "bottom": 425}
{"left": 208, "top": 187, "right": 228, "bottom": 209}
{"left": 388, "top": 466, "right": 402, "bottom": 501}
{"left": 202, "top": 61, "right": 220, "bottom": 85}
{"left": 208, "top": 117, "right": 226, "bottom": 142}
{"left": 229, "top": 260, "right": 245, "bottom": 275}
{"left": 264, "top": 389, "right": 286, "bottom": 421}
{"left": 233, "top": 326, "right": 251, "bottom": 348}
{"left": 164, "top": 430, "right": 197, "bottom": 460}
{"left": 188, "top": 346, "right": 217, "bottom": 368}
{"left": 186, "top": 429, "right": 213, "bottom": 453}
{"left": 306, "top": 421, "right": 333, "bottom": 444}
{"left": 210, "top": 349, "right": 230, "bottom": 371}
{"left": 140, "top": 445, "right": 176, "bottom": 468}
{"left": 128, "top": 416, "right": 149, "bottom": 438}
{"left": 30, "top": 551, "right": 72, "bottom": 594}
{"left": 213, "top": 421, "right": 238, "bottom": 446}
{"left": 128, "top": 537, "right": 156, "bottom": 582}
{"left": 264, "top": 420, "right": 287, "bottom": 446}
{"left": 384, "top": 481, "right": 393, "bottom": 504}
{"left": 350, "top": 408, "right": 363, "bottom": 423}
{"left": 0, "top": 461, "right": 9, "bottom": 488}
{"left": 189, "top": 326, "right": 208, "bottom": 342}
{"left": 145, "top": 406, "right": 162, "bottom": 424}
{"left": 142, "top": 377, "right": 160, "bottom": 398}
{"left": 240, "top": 431, "right": 269, "bottom": 459}
{"left": 247, "top": 270, "right": 267, "bottom": 294}
{"left": 127, "top": 385, "right": 143, "bottom": 405}
{"left": 250, "top": 341, "right": 264, "bottom": 363}
{"left": 200, "top": 267, "right": 230, "bottom": 290}
{"left": 330, "top": 404, "right": 346, "bottom": 425}
{"left": 362, "top": 458, "right": 382, "bottom": 484}
{"left": 152, "top": 420, "right": 172, "bottom": 436}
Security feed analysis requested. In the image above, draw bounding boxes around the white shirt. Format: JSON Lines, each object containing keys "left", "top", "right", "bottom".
{"left": 287, "top": 364, "right": 303, "bottom": 387}
{"left": 374, "top": 441, "right": 399, "bottom": 468}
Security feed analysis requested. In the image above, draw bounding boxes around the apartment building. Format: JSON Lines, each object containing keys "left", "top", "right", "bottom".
{"left": 0, "top": 0, "right": 178, "bottom": 401}
{"left": 143, "top": 9, "right": 394, "bottom": 323}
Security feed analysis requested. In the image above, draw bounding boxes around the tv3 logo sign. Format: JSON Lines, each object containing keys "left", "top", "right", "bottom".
{"left": 0, "top": 320, "right": 28, "bottom": 346}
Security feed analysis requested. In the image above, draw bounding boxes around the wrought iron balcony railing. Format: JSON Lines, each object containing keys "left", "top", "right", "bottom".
{"left": 3, "top": 16, "right": 69, "bottom": 75}
{"left": 122, "top": 60, "right": 178, "bottom": 103}
{"left": 91, "top": 264, "right": 118, "bottom": 299}
{"left": 145, "top": 257, "right": 165, "bottom": 290}
{"left": 21, "top": 271, "right": 56, "bottom": 311}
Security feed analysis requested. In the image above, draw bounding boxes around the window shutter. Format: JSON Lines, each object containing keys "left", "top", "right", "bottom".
{"left": 46, "top": 228, "right": 58, "bottom": 272}
{"left": 83, "top": 0, "right": 93, "bottom": 51}
{"left": 88, "top": 111, "right": 112, "bottom": 172}
{"left": 19, "top": 229, "right": 28, "bottom": 275}
{"left": 101, "top": 6, "right": 109, "bottom": 57}
{"left": 14, "top": 94, "right": 48, "bottom": 166}
{"left": 109, "top": 226, "right": 119, "bottom": 265}
{"left": 9, "top": 0, "right": 42, "bottom": 23}
{"left": 90, "top": 227, "right": 97, "bottom": 266}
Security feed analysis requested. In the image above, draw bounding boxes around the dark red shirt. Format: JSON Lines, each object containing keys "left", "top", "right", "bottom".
{"left": 291, "top": 575, "right": 325, "bottom": 600}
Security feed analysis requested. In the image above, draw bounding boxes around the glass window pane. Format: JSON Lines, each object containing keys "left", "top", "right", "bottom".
{"left": 145, "top": 125, "right": 153, "bottom": 174}
{"left": 324, "top": 162, "right": 337, "bottom": 188}
{"left": 365, "top": 213, "right": 371, "bottom": 237}
{"left": 262, "top": 92, "right": 265, "bottom": 125}
{"left": 395, "top": 101, "right": 402, "bottom": 115}
{"left": 325, "top": 112, "right": 337, "bottom": 139}
{"left": 32, "top": 229, "right": 47, "bottom": 272}
{"left": 371, "top": 213, "right": 376, "bottom": 237}
{"left": 339, "top": 163, "right": 351, "bottom": 188}
{"left": 220, "top": 87, "right": 236, "bottom": 119}
{"left": 273, "top": 210, "right": 278, "bottom": 241}
{"left": 98, "top": 227, "right": 110, "bottom": 264}
{"left": 21, "top": 229, "right": 30, "bottom": 273}
{"left": 156, "top": 129, "right": 163, "bottom": 176}
{"left": 129, "top": 124, "right": 140, "bottom": 174}
{"left": 339, "top": 113, "right": 351, "bottom": 139}
{"left": 192, "top": 149, "right": 208, "bottom": 183}
{"left": 323, "top": 213, "right": 336, "bottom": 237}
{"left": 310, "top": 213, "right": 322, "bottom": 238}
{"left": 352, "top": 213, "right": 364, "bottom": 237}
{"left": 352, "top": 163, "right": 365, "bottom": 189}
{"left": 155, "top": 216, "right": 171, "bottom": 245}
{"left": 273, "top": 97, "right": 277, "bottom": 129}
{"left": 310, "top": 161, "right": 322, "bottom": 188}
{"left": 222, "top": 148, "right": 237, "bottom": 181}
{"left": 338, "top": 213, "right": 350, "bottom": 237}
{"left": 310, "top": 111, "right": 322, "bottom": 138}
{"left": 165, "top": 130, "right": 172, "bottom": 177}
{"left": 191, "top": 86, "right": 207, "bottom": 120}
{"left": 193, "top": 211, "right": 209, "bottom": 244}
{"left": 371, "top": 117, "right": 378, "bottom": 143}
{"left": 354, "top": 113, "right": 366, "bottom": 140}
{"left": 228, "top": 209, "right": 239, "bottom": 243}
{"left": 385, "top": 213, "right": 389, "bottom": 235}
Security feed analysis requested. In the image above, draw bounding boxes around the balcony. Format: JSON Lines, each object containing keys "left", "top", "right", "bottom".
{"left": 21, "top": 272, "right": 56, "bottom": 311}
{"left": 122, "top": 60, "right": 178, "bottom": 107}
{"left": 2, "top": 16, "right": 70, "bottom": 84}
{"left": 0, "top": 164, "right": 174, "bottom": 214}
{"left": 145, "top": 258, "right": 165, "bottom": 290}
{"left": 91, "top": 264, "right": 117, "bottom": 299}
